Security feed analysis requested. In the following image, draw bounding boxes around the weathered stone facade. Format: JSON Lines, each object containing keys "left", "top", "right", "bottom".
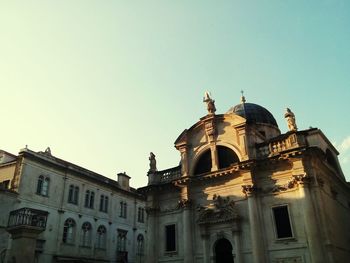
{"left": 140, "top": 97, "right": 350, "bottom": 263}
{"left": 0, "top": 149, "right": 146, "bottom": 263}
{"left": 1, "top": 96, "right": 350, "bottom": 263}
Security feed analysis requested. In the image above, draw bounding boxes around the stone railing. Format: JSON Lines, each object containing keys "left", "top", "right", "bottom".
{"left": 7, "top": 207, "right": 49, "bottom": 230}
{"left": 257, "top": 132, "right": 306, "bottom": 158}
{"left": 148, "top": 165, "right": 182, "bottom": 185}
{"left": 157, "top": 166, "right": 182, "bottom": 183}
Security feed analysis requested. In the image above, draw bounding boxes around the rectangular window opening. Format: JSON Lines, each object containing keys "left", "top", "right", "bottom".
{"left": 165, "top": 224, "right": 176, "bottom": 252}
{"left": 272, "top": 205, "right": 293, "bottom": 239}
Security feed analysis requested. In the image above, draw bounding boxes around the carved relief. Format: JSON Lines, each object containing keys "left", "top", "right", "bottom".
{"left": 204, "top": 118, "right": 216, "bottom": 142}
{"left": 197, "top": 195, "right": 239, "bottom": 225}
{"left": 242, "top": 185, "right": 259, "bottom": 196}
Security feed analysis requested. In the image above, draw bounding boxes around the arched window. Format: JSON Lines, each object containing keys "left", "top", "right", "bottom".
{"left": 36, "top": 175, "right": 50, "bottom": 196}
{"left": 194, "top": 149, "right": 212, "bottom": 175}
{"left": 68, "top": 185, "right": 79, "bottom": 204}
{"left": 62, "top": 218, "right": 76, "bottom": 244}
{"left": 217, "top": 146, "right": 239, "bottom": 169}
{"left": 81, "top": 222, "right": 92, "bottom": 247}
{"left": 96, "top": 225, "right": 107, "bottom": 249}
{"left": 136, "top": 234, "right": 144, "bottom": 256}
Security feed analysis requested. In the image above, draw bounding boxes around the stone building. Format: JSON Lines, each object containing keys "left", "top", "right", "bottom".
{"left": 0, "top": 148, "right": 146, "bottom": 263}
{"left": 1, "top": 94, "right": 350, "bottom": 263}
{"left": 140, "top": 94, "right": 350, "bottom": 263}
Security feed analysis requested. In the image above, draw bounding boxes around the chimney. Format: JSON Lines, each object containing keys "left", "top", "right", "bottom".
{"left": 117, "top": 172, "right": 130, "bottom": 191}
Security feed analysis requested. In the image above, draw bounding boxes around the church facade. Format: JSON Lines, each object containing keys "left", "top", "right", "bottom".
{"left": 140, "top": 95, "right": 350, "bottom": 263}
{"left": 1, "top": 94, "right": 350, "bottom": 263}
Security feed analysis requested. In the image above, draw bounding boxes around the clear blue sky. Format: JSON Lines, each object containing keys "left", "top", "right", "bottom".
{"left": 1, "top": 1, "right": 350, "bottom": 187}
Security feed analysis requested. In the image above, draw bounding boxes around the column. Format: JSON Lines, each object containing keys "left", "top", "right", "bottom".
{"left": 297, "top": 176, "right": 326, "bottom": 263}
{"left": 200, "top": 226, "right": 210, "bottom": 263}
{"left": 243, "top": 185, "right": 266, "bottom": 263}
{"left": 232, "top": 221, "right": 243, "bottom": 263}
{"left": 180, "top": 186, "right": 194, "bottom": 263}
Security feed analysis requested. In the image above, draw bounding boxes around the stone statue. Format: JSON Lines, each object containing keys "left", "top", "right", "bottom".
{"left": 284, "top": 108, "right": 297, "bottom": 131}
{"left": 149, "top": 152, "right": 157, "bottom": 172}
{"left": 203, "top": 91, "right": 216, "bottom": 115}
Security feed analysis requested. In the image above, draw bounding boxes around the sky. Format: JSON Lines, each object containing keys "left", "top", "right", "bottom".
{"left": 1, "top": 1, "right": 350, "bottom": 187}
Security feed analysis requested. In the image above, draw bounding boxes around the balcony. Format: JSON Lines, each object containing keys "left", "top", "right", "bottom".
{"left": 157, "top": 166, "right": 182, "bottom": 183}
{"left": 7, "top": 207, "right": 49, "bottom": 230}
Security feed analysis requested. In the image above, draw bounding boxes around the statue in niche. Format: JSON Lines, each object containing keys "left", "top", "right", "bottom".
{"left": 149, "top": 152, "right": 157, "bottom": 172}
{"left": 284, "top": 108, "right": 297, "bottom": 131}
{"left": 203, "top": 91, "right": 216, "bottom": 115}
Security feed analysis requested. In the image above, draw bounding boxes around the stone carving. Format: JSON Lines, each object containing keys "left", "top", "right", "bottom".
{"left": 203, "top": 91, "right": 216, "bottom": 115}
{"left": 197, "top": 195, "right": 238, "bottom": 225}
{"left": 178, "top": 198, "right": 192, "bottom": 209}
{"left": 149, "top": 152, "right": 157, "bottom": 172}
{"left": 242, "top": 185, "right": 259, "bottom": 196}
{"left": 284, "top": 108, "right": 297, "bottom": 131}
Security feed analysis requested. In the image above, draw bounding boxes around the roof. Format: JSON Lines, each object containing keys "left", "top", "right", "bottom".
{"left": 227, "top": 102, "right": 278, "bottom": 127}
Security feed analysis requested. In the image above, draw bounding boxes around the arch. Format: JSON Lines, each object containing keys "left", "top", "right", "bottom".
{"left": 81, "top": 222, "right": 92, "bottom": 247}
{"left": 214, "top": 238, "right": 234, "bottom": 263}
{"left": 217, "top": 146, "right": 239, "bottom": 169}
{"left": 96, "top": 225, "right": 107, "bottom": 249}
{"left": 62, "top": 218, "right": 76, "bottom": 244}
{"left": 193, "top": 148, "right": 212, "bottom": 175}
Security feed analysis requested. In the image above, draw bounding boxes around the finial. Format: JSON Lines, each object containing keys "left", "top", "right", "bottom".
{"left": 203, "top": 91, "right": 216, "bottom": 115}
{"left": 240, "top": 90, "right": 246, "bottom": 103}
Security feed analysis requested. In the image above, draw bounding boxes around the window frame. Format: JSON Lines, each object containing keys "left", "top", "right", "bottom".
{"left": 36, "top": 175, "right": 50, "bottom": 197}
{"left": 164, "top": 223, "right": 177, "bottom": 253}
{"left": 96, "top": 225, "right": 107, "bottom": 249}
{"left": 99, "top": 194, "right": 109, "bottom": 213}
{"left": 137, "top": 207, "right": 145, "bottom": 223}
{"left": 62, "top": 218, "right": 76, "bottom": 244}
{"left": 119, "top": 201, "right": 127, "bottom": 218}
{"left": 271, "top": 204, "right": 295, "bottom": 240}
{"left": 81, "top": 222, "right": 92, "bottom": 247}
{"left": 84, "top": 190, "right": 95, "bottom": 209}
{"left": 68, "top": 185, "right": 79, "bottom": 205}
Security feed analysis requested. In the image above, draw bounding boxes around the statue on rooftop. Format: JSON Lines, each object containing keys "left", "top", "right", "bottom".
{"left": 149, "top": 152, "right": 157, "bottom": 172}
{"left": 284, "top": 108, "right": 297, "bottom": 131}
{"left": 203, "top": 91, "right": 216, "bottom": 115}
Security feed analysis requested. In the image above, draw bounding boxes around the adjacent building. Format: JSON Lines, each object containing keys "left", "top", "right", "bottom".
{"left": 0, "top": 148, "right": 146, "bottom": 263}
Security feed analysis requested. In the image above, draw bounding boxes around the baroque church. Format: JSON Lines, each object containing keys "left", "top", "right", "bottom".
{"left": 1, "top": 93, "right": 350, "bottom": 263}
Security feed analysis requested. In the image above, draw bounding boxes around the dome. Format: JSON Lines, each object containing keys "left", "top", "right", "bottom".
{"left": 227, "top": 102, "right": 278, "bottom": 127}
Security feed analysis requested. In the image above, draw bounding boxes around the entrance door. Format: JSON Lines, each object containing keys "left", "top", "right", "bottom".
{"left": 214, "top": 238, "right": 234, "bottom": 263}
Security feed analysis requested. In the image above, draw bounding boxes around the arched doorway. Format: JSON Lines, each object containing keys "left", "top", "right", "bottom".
{"left": 214, "top": 238, "right": 234, "bottom": 263}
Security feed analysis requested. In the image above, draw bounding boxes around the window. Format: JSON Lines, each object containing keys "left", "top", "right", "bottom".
{"left": 137, "top": 207, "right": 145, "bottom": 223}
{"left": 96, "top": 225, "right": 107, "bottom": 249}
{"left": 136, "top": 234, "right": 144, "bottom": 261}
{"left": 165, "top": 224, "right": 176, "bottom": 252}
{"left": 36, "top": 175, "right": 49, "bottom": 196}
{"left": 62, "top": 218, "right": 76, "bottom": 244}
{"left": 84, "top": 190, "right": 95, "bottom": 209}
{"left": 117, "top": 229, "right": 127, "bottom": 252}
{"left": 120, "top": 201, "right": 127, "bottom": 218}
{"left": 68, "top": 185, "right": 79, "bottom": 205}
{"left": 99, "top": 195, "right": 109, "bottom": 213}
{"left": 81, "top": 222, "right": 92, "bottom": 247}
{"left": 272, "top": 205, "right": 293, "bottom": 239}
{"left": 194, "top": 149, "right": 212, "bottom": 175}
